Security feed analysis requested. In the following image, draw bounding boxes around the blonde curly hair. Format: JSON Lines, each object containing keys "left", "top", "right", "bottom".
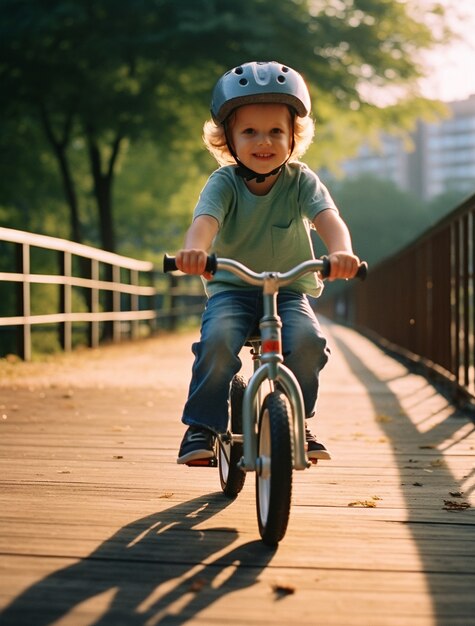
{"left": 203, "top": 106, "right": 315, "bottom": 166}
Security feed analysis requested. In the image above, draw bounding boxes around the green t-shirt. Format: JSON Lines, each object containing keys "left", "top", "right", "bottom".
{"left": 193, "top": 162, "right": 338, "bottom": 297}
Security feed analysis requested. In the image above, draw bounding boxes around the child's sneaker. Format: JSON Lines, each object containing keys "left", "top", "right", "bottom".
{"left": 177, "top": 426, "right": 216, "bottom": 464}
{"left": 305, "top": 422, "right": 331, "bottom": 460}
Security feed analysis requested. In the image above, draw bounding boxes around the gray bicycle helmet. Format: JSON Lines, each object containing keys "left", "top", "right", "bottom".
{"left": 211, "top": 61, "right": 311, "bottom": 124}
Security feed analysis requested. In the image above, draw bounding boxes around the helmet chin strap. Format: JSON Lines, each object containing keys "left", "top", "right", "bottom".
{"left": 234, "top": 162, "right": 283, "bottom": 183}
{"left": 224, "top": 115, "right": 295, "bottom": 184}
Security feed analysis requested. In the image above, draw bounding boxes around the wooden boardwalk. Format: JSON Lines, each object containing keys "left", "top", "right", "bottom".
{"left": 0, "top": 321, "right": 474, "bottom": 626}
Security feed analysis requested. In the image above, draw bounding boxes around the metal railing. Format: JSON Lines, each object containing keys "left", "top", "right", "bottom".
{"left": 322, "top": 192, "right": 475, "bottom": 407}
{"left": 0, "top": 227, "right": 157, "bottom": 360}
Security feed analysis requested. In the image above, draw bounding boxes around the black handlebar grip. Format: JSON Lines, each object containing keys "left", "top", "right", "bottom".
{"left": 356, "top": 261, "right": 368, "bottom": 280}
{"left": 321, "top": 256, "right": 368, "bottom": 281}
{"left": 321, "top": 256, "right": 331, "bottom": 279}
{"left": 163, "top": 254, "right": 178, "bottom": 272}
{"left": 162, "top": 253, "right": 218, "bottom": 275}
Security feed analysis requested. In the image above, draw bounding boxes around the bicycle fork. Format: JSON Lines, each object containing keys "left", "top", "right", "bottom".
{"left": 238, "top": 277, "right": 310, "bottom": 472}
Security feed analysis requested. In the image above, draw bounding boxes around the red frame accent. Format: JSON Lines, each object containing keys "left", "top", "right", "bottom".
{"left": 262, "top": 339, "right": 281, "bottom": 353}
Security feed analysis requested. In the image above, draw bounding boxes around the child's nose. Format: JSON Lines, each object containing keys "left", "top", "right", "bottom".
{"left": 257, "top": 132, "right": 271, "bottom": 144}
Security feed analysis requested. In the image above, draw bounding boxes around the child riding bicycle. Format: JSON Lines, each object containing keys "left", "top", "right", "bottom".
{"left": 174, "top": 61, "right": 360, "bottom": 464}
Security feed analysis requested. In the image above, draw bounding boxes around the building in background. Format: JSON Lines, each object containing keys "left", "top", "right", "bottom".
{"left": 340, "top": 94, "right": 475, "bottom": 201}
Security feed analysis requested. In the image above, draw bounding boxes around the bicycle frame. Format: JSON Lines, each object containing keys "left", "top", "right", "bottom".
{"left": 213, "top": 258, "right": 329, "bottom": 473}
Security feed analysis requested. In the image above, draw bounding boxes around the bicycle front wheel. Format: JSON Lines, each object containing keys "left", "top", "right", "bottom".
{"left": 256, "top": 390, "right": 293, "bottom": 546}
{"left": 218, "top": 374, "right": 247, "bottom": 498}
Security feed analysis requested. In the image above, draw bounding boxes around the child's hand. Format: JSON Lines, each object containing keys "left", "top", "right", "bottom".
{"left": 175, "top": 249, "right": 214, "bottom": 280}
{"left": 327, "top": 251, "right": 360, "bottom": 281}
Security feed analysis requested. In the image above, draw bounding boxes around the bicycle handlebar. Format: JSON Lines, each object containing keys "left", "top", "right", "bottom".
{"left": 163, "top": 254, "right": 367, "bottom": 282}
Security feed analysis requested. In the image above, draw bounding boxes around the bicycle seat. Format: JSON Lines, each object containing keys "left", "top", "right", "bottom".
{"left": 245, "top": 335, "right": 261, "bottom": 347}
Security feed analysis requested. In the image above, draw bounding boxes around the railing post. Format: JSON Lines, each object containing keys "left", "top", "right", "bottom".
{"left": 113, "top": 265, "right": 121, "bottom": 342}
{"left": 131, "top": 269, "right": 139, "bottom": 340}
{"left": 102, "top": 264, "right": 113, "bottom": 341}
{"left": 59, "top": 250, "right": 73, "bottom": 352}
{"left": 461, "top": 213, "right": 470, "bottom": 389}
{"left": 472, "top": 209, "right": 475, "bottom": 397}
{"left": 452, "top": 220, "right": 461, "bottom": 386}
{"left": 16, "top": 242, "right": 31, "bottom": 361}
{"left": 90, "top": 259, "right": 100, "bottom": 348}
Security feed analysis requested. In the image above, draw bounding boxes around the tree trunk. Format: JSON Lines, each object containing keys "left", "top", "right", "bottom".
{"left": 39, "top": 105, "right": 82, "bottom": 244}
{"left": 87, "top": 131, "right": 123, "bottom": 339}
{"left": 55, "top": 149, "right": 83, "bottom": 244}
{"left": 87, "top": 131, "right": 123, "bottom": 253}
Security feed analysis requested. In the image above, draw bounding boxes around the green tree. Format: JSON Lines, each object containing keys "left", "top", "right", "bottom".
{"left": 0, "top": 114, "right": 70, "bottom": 235}
{"left": 329, "top": 174, "right": 429, "bottom": 265}
{"left": 0, "top": 0, "right": 451, "bottom": 253}
{"left": 426, "top": 188, "right": 471, "bottom": 224}
{"left": 114, "top": 141, "right": 210, "bottom": 259}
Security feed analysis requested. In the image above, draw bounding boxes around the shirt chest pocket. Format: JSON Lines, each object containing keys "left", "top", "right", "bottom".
{"left": 271, "top": 218, "right": 315, "bottom": 273}
{"left": 271, "top": 219, "right": 299, "bottom": 256}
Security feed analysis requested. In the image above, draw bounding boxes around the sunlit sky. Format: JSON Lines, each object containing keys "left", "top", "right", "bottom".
{"left": 419, "top": 0, "right": 475, "bottom": 102}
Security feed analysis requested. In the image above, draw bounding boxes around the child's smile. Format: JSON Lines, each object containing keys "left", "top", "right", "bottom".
{"left": 253, "top": 152, "right": 275, "bottom": 163}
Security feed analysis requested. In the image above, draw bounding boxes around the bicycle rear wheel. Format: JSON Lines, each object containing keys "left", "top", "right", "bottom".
{"left": 256, "top": 390, "right": 293, "bottom": 546}
{"left": 218, "top": 374, "right": 247, "bottom": 498}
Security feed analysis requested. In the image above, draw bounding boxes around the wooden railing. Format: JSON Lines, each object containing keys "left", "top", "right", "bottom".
{"left": 321, "top": 192, "right": 475, "bottom": 408}
{"left": 0, "top": 227, "right": 158, "bottom": 360}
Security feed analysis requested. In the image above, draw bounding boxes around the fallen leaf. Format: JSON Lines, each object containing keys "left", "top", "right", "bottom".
{"left": 449, "top": 491, "right": 463, "bottom": 498}
{"left": 189, "top": 578, "right": 207, "bottom": 592}
{"left": 272, "top": 583, "right": 296, "bottom": 596}
{"left": 348, "top": 500, "right": 376, "bottom": 508}
{"left": 376, "top": 414, "right": 392, "bottom": 423}
{"left": 443, "top": 500, "right": 471, "bottom": 511}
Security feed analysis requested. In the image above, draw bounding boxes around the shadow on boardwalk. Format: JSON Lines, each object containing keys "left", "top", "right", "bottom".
{"left": 0, "top": 493, "right": 275, "bottom": 626}
{"left": 329, "top": 326, "right": 475, "bottom": 626}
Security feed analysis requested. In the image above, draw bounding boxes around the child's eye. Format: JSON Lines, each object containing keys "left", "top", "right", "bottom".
{"left": 242, "top": 128, "right": 255, "bottom": 135}
{"left": 271, "top": 128, "right": 283, "bottom": 134}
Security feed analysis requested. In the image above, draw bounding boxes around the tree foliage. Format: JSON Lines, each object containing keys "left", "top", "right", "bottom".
{"left": 328, "top": 174, "right": 468, "bottom": 267}
{"left": 0, "top": 0, "right": 452, "bottom": 254}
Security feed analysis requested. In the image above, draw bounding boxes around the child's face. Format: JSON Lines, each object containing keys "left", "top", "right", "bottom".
{"left": 229, "top": 103, "right": 292, "bottom": 175}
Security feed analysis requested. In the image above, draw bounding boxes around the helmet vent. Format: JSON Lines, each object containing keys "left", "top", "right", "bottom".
{"left": 282, "top": 66, "right": 289, "bottom": 73}
{"left": 234, "top": 67, "right": 244, "bottom": 75}
{"left": 239, "top": 78, "right": 248, "bottom": 86}
{"left": 277, "top": 75, "right": 286, "bottom": 83}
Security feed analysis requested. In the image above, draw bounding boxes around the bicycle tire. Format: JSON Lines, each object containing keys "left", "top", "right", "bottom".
{"left": 218, "top": 374, "right": 247, "bottom": 498}
{"left": 256, "top": 390, "right": 293, "bottom": 546}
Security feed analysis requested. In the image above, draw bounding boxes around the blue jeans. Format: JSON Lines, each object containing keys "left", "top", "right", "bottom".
{"left": 182, "top": 289, "right": 330, "bottom": 434}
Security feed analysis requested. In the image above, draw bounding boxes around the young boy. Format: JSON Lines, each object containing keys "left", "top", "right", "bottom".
{"left": 175, "top": 61, "right": 359, "bottom": 464}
